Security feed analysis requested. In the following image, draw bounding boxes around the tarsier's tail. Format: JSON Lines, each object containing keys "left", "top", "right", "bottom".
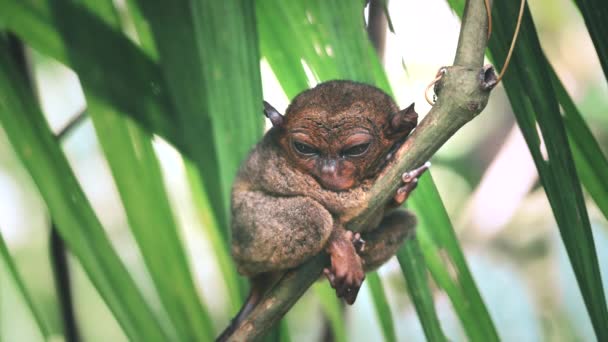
{"left": 215, "top": 290, "right": 261, "bottom": 342}
{"left": 215, "top": 273, "right": 283, "bottom": 341}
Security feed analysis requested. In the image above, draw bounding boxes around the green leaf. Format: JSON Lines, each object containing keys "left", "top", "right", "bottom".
{"left": 313, "top": 283, "right": 347, "bottom": 342}
{"left": 0, "top": 1, "right": 67, "bottom": 62}
{"left": 135, "top": 0, "right": 264, "bottom": 232}
{"left": 409, "top": 175, "right": 498, "bottom": 341}
{"left": 89, "top": 107, "right": 215, "bottom": 341}
{"left": 185, "top": 161, "right": 245, "bottom": 312}
{"left": 0, "top": 232, "right": 50, "bottom": 340}
{"left": 0, "top": 0, "right": 180, "bottom": 157}
{"left": 573, "top": 0, "right": 608, "bottom": 79}
{"left": 397, "top": 237, "right": 447, "bottom": 342}
{"left": 366, "top": 272, "right": 397, "bottom": 342}
{"left": 133, "top": 0, "right": 272, "bottom": 336}
{"left": 0, "top": 38, "right": 168, "bottom": 342}
{"left": 486, "top": 2, "right": 608, "bottom": 339}
{"left": 122, "top": 0, "right": 158, "bottom": 59}
{"left": 119, "top": 0, "right": 251, "bottom": 315}
{"left": 549, "top": 68, "right": 608, "bottom": 221}
{"left": 1, "top": 0, "right": 264, "bottom": 231}
{"left": 258, "top": 0, "right": 497, "bottom": 340}
{"left": 62, "top": 1, "right": 215, "bottom": 339}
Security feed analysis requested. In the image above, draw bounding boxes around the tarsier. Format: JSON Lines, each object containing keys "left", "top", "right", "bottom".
{"left": 221, "top": 80, "right": 428, "bottom": 339}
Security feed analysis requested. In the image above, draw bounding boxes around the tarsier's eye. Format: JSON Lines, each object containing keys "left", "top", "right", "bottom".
{"left": 293, "top": 141, "right": 319, "bottom": 156}
{"left": 342, "top": 143, "right": 370, "bottom": 157}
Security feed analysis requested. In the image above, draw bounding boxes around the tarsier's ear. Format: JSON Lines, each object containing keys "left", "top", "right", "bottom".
{"left": 263, "top": 101, "right": 284, "bottom": 127}
{"left": 389, "top": 102, "right": 418, "bottom": 135}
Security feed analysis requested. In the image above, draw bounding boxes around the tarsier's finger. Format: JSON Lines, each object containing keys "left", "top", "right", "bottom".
{"left": 324, "top": 268, "right": 336, "bottom": 288}
{"left": 352, "top": 233, "right": 366, "bottom": 253}
{"left": 394, "top": 179, "right": 418, "bottom": 204}
{"left": 334, "top": 283, "right": 346, "bottom": 299}
{"left": 402, "top": 161, "right": 431, "bottom": 183}
{"left": 344, "top": 285, "right": 361, "bottom": 305}
{"left": 335, "top": 277, "right": 348, "bottom": 298}
{"left": 401, "top": 178, "right": 419, "bottom": 193}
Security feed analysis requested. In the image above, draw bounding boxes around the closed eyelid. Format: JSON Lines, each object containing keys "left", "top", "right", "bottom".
{"left": 343, "top": 133, "right": 372, "bottom": 147}
{"left": 290, "top": 130, "right": 317, "bottom": 139}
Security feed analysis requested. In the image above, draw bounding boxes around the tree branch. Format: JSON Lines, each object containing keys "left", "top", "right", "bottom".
{"left": 227, "top": 0, "right": 495, "bottom": 340}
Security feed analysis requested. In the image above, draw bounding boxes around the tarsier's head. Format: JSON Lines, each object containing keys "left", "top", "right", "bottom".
{"left": 265, "top": 80, "right": 418, "bottom": 192}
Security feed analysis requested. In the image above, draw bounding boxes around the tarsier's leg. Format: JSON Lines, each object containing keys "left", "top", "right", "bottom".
{"left": 231, "top": 190, "right": 333, "bottom": 276}
{"left": 324, "top": 227, "right": 366, "bottom": 305}
{"left": 358, "top": 210, "right": 417, "bottom": 271}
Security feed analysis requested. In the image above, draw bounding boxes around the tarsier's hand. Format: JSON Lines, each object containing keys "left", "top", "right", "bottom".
{"left": 393, "top": 162, "right": 431, "bottom": 205}
{"left": 352, "top": 232, "right": 366, "bottom": 253}
{"left": 324, "top": 230, "right": 365, "bottom": 304}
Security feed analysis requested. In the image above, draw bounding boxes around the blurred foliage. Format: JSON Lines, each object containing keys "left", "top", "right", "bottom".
{"left": 0, "top": 0, "right": 607, "bottom": 341}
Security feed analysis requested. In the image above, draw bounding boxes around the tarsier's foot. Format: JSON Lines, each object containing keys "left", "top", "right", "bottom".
{"left": 324, "top": 230, "right": 365, "bottom": 305}
{"left": 393, "top": 162, "right": 431, "bottom": 205}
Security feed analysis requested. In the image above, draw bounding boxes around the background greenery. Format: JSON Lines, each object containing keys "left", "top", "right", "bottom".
{"left": 0, "top": 0, "right": 607, "bottom": 341}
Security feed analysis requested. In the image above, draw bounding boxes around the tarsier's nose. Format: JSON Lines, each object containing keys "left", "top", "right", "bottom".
{"left": 321, "top": 159, "right": 338, "bottom": 175}
{"left": 318, "top": 159, "right": 353, "bottom": 191}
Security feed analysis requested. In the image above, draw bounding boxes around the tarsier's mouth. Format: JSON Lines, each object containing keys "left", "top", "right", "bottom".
{"left": 318, "top": 175, "right": 354, "bottom": 192}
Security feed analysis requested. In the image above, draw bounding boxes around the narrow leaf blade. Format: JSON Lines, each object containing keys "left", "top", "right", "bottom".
{"left": 397, "top": 237, "right": 447, "bottom": 342}
{"left": 0, "top": 40, "right": 168, "bottom": 341}
{"left": 0, "top": 232, "right": 50, "bottom": 339}
{"left": 549, "top": 68, "right": 608, "bottom": 221}
{"left": 486, "top": 1, "right": 608, "bottom": 338}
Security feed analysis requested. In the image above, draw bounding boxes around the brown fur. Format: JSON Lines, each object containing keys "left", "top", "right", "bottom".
{"left": 230, "top": 80, "right": 417, "bottom": 299}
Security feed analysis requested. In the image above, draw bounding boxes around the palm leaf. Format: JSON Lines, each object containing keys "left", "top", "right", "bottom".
{"left": 134, "top": 0, "right": 264, "bottom": 232}
{"left": 573, "top": 0, "right": 608, "bottom": 78}
{"left": 397, "top": 235, "right": 447, "bottom": 342}
{"left": 367, "top": 273, "right": 397, "bottom": 342}
{"left": 0, "top": 37, "right": 168, "bottom": 341}
{"left": 50, "top": 1, "right": 216, "bottom": 339}
{"left": 313, "top": 283, "right": 347, "bottom": 342}
{"left": 0, "top": 0, "right": 180, "bottom": 155}
{"left": 486, "top": 1, "right": 608, "bottom": 338}
{"left": 408, "top": 175, "right": 498, "bottom": 340}
{"left": 549, "top": 67, "right": 608, "bottom": 221}
{"left": 0, "top": 232, "right": 50, "bottom": 340}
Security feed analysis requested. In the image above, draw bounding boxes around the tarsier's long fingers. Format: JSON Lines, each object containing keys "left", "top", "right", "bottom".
{"left": 324, "top": 268, "right": 336, "bottom": 287}
{"left": 393, "top": 161, "right": 431, "bottom": 205}
{"left": 323, "top": 264, "right": 365, "bottom": 304}
{"left": 342, "top": 275, "right": 364, "bottom": 304}
{"left": 328, "top": 269, "right": 363, "bottom": 304}
{"left": 352, "top": 232, "right": 366, "bottom": 253}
